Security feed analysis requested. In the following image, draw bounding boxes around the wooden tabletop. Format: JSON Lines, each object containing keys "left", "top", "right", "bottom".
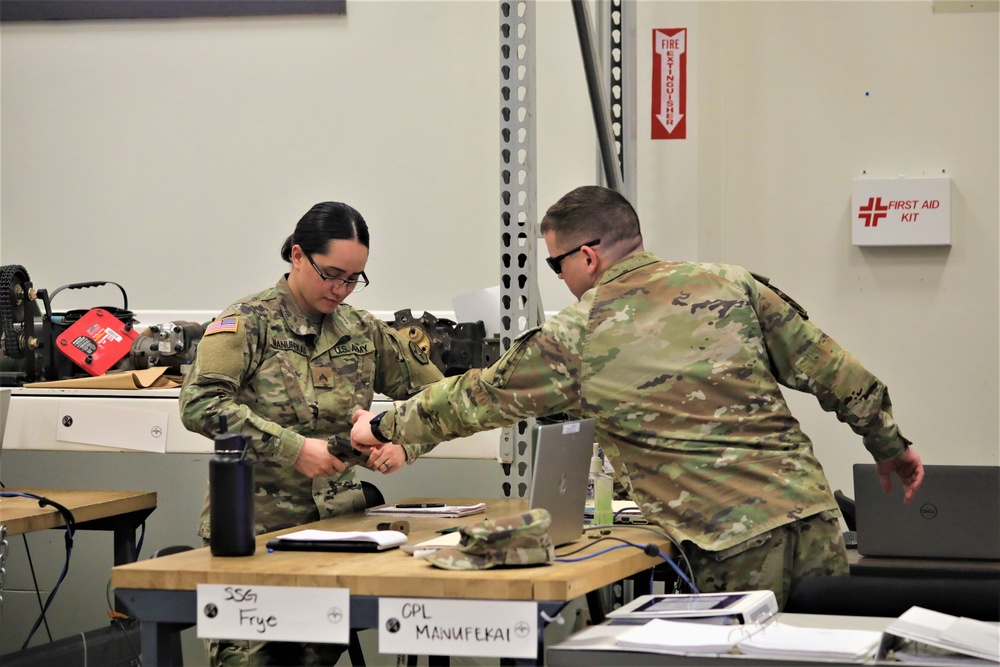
{"left": 0, "top": 487, "right": 158, "bottom": 536}
{"left": 112, "top": 498, "right": 668, "bottom": 603}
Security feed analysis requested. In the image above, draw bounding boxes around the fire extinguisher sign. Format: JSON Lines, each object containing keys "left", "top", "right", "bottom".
{"left": 652, "top": 28, "right": 687, "bottom": 140}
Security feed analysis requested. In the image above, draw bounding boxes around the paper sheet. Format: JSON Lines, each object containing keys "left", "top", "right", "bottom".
{"left": 24, "top": 366, "right": 181, "bottom": 389}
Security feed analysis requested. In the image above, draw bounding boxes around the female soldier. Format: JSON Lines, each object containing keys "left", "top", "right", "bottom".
{"left": 180, "top": 201, "right": 442, "bottom": 666}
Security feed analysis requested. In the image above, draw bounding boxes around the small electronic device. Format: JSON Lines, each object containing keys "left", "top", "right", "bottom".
{"left": 606, "top": 590, "right": 779, "bottom": 626}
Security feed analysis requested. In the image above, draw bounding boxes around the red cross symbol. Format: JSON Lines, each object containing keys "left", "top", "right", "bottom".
{"left": 858, "top": 197, "right": 888, "bottom": 227}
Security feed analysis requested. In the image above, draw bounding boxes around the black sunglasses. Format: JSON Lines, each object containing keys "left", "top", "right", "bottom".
{"left": 545, "top": 239, "right": 601, "bottom": 274}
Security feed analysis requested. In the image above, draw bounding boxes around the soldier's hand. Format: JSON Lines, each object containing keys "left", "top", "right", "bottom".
{"left": 875, "top": 447, "right": 924, "bottom": 505}
{"left": 294, "top": 437, "right": 347, "bottom": 478}
{"left": 368, "top": 443, "right": 406, "bottom": 475}
{"left": 350, "top": 409, "right": 383, "bottom": 449}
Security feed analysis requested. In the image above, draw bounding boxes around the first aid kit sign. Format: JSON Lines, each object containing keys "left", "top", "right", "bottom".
{"left": 852, "top": 176, "right": 951, "bottom": 246}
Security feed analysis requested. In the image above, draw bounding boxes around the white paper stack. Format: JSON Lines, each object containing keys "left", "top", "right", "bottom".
{"left": 615, "top": 618, "right": 882, "bottom": 661}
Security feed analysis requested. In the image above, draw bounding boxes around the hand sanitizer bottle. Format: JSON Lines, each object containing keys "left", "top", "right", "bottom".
{"left": 586, "top": 443, "right": 603, "bottom": 522}
{"left": 594, "top": 467, "right": 614, "bottom": 527}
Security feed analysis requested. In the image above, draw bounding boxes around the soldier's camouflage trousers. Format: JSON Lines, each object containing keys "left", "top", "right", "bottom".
{"left": 207, "top": 639, "right": 346, "bottom": 667}
{"left": 683, "top": 510, "right": 849, "bottom": 609}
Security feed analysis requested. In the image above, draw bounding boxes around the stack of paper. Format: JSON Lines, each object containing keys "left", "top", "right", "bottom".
{"left": 738, "top": 622, "right": 883, "bottom": 661}
{"left": 615, "top": 618, "right": 748, "bottom": 654}
{"left": 615, "top": 618, "right": 882, "bottom": 661}
{"left": 367, "top": 502, "right": 486, "bottom": 518}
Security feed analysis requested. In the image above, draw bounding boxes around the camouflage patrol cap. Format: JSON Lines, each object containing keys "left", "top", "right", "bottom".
{"left": 423, "top": 508, "right": 555, "bottom": 570}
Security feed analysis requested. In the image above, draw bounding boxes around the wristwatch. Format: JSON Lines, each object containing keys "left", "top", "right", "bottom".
{"left": 368, "top": 411, "right": 391, "bottom": 444}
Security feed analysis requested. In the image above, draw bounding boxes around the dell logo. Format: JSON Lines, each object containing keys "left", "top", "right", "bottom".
{"left": 919, "top": 503, "right": 938, "bottom": 519}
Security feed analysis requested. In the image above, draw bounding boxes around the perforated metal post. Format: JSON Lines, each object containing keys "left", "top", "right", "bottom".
{"left": 499, "top": 0, "right": 541, "bottom": 499}
{"left": 607, "top": 0, "right": 637, "bottom": 203}
{"left": 607, "top": 1, "right": 638, "bottom": 614}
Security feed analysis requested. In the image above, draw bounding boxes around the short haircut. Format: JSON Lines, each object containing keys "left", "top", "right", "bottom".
{"left": 540, "top": 186, "right": 641, "bottom": 251}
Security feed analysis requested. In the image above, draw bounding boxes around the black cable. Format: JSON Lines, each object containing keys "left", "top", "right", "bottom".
{"left": 0, "top": 491, "right": 76, "bottom": 649}
{"left": 557, "top": 534, "right": 640, "bottom": 557}
{"left": 136, "top": 520, "right": 146, "bottom": 559}
{"left": 556, "top": 535, "right": 698, "bottom": 593}
{"left": 110, "top": 616, "right": 143, "bottom": 667}
{"left": 20, "top": 534, "right": 55, "bottom": 642}
{"left": 1, "top": 480, "right": 54, "bottom": 641}
{"left": 585, "top": 522, "right": 699, "bottom": 592}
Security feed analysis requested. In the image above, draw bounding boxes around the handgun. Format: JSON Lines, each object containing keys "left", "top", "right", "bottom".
{"left": 327, "top": 436, "right": 372, "bottom": 469}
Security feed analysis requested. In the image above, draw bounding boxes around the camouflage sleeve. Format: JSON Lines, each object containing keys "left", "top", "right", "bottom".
{"left": 178, "top": 310, "right": 305, "bottom": 466}
{"left": 381, "top": 304, "right": 587, "bottom": 445}
{"left": 751, "top": 275, "right": 911, "bottom": 461}
{"left": 367, "top": 317, "right": 446, "bottom": 461}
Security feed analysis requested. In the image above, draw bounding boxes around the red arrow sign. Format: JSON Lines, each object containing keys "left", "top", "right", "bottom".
{"left": 652, "top": 28, "right": 687, "bottom": 140}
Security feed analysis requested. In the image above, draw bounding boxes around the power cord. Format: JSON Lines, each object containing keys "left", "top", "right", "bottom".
{"left": 105, "top": 578, "right": 143, "bottom": 666}
{"left": 21, "top": 534, "right": 55, "bottom": 643}
{"left": 567, "top": 525, "right": 701, "bottom": 594}
{"left": 0, "top": 490, "right": 77, "bottom": 649}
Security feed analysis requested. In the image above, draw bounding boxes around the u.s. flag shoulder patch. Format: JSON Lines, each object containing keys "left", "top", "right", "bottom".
{"left": 205, "top": 316, "right": 240, "bottom": 336}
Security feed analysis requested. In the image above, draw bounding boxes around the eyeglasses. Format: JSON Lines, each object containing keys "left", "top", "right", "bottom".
{"left": 304, "top": 252, "right": 369, "bottom": 291}
{"left": 545, "top": 239, "right": 601, "bottom": 274}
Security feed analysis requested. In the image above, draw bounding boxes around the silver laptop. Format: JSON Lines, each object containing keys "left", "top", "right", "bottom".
{"left": 853, "top": 463, "right": 1000, "bottom": 560}
{"left": 528, "top": 418, "right": 597, "bottom": 546}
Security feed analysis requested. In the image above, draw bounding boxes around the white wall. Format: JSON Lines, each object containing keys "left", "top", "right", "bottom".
{"left": 1, "top": 0, "right": 997, "bottom": 660}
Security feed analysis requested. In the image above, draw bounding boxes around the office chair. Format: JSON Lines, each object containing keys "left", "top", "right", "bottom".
{"left": 151, "top": 544, "right": 195, "bottom": 558}
{"left": 785, "top": 575, "right": 1000, "bottom": 622}
{"left": 360, "top": 480, "right": 386, "bottom": 509}
{"left": 834, "top": 489, "right": 856, "bottom": 531}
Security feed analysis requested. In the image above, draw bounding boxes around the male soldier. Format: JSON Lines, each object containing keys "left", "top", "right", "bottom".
{"left": 351, "top": 185, "right": 923, "bottom": 608}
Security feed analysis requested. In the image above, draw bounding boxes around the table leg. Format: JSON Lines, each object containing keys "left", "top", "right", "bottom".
{"left": 116, "top": 588, "right": 195, "bottom": 667}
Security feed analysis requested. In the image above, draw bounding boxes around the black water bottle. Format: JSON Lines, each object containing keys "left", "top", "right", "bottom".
{"left": 209, "top": 419, "right": 255, "bottom": 557}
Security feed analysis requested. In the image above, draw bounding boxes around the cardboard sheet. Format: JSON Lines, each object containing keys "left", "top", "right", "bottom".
{"left": 23, "top": 366, "right": 181, "bottom": 389}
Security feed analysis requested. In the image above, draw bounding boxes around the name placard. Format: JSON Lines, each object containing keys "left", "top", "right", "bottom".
{"left": 196, "top": 584, "right": 349, "bottom": 644}
{"left": 378, "top": 598, "right": 537, "bottom": 659}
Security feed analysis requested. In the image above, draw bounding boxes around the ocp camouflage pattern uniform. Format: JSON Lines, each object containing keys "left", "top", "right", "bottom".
{"left": 425, "top": 508, "right": 555, "bottom": 570}
{"left": 180, "top": 276, "right": 442, "bottom": 666}
{"left": 374, "top": 253, "right": 911, "bottom": 607}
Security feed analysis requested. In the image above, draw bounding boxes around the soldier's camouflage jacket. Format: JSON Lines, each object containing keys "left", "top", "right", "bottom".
{"left": 378, "top": 253, "right": 911, "bottom": 552}
{"left": 180, "top": 277, "right": 443, "bottom": 539}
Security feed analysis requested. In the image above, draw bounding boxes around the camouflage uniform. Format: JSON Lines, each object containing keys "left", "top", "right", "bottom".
{"left": 180, "top": 276, "right": 442, "bottom": 666}
{"left": 375, "top": 253, "right": 911, "bottom": 606}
